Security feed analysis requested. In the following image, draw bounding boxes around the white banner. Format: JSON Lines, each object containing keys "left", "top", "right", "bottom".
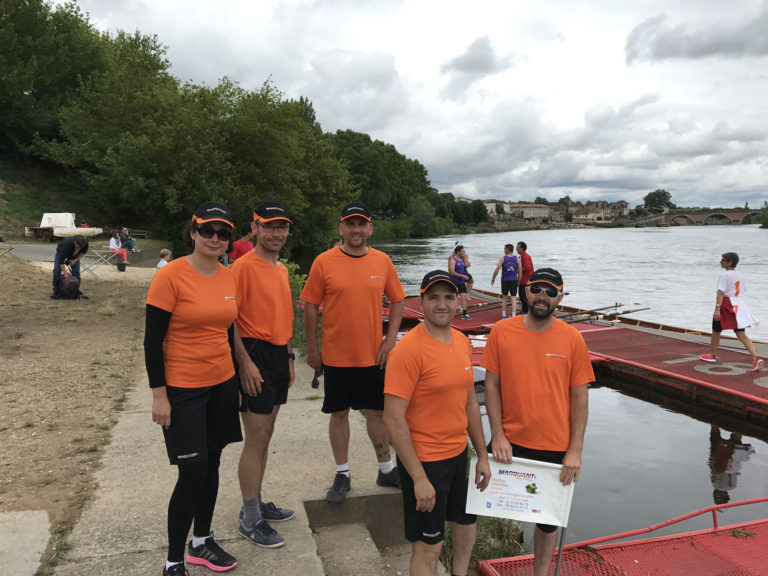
{"left": 466, "top": 455, "right": 575, "bottom": 527}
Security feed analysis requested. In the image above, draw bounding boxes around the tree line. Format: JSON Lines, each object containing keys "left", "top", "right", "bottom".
{"left": 1, "top": 0, "right": 488, "bottom": 266}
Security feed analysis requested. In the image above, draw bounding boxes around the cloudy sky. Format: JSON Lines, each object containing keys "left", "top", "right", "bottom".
{"left": 58, "top": 0, "right": 768, "bottom": 208}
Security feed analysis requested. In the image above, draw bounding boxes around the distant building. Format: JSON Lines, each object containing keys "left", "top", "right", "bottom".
{"left": 510, "top": 203, "right": 551, "bottom": 220}
{"left": 573, "top": 206, "right": 610, "bottom": 222}
{"left": 609, "top": 201, "right": 629, "bottom": 218}
{"left": 483, "top": 200, "right": 512, "bottom": 215}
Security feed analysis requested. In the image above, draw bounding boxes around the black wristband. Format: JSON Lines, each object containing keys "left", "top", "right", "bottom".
{"left": 287, "top": 352, "right": 296, "bottom": 361}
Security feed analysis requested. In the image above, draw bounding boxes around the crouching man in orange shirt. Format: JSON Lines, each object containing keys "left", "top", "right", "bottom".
{"left": 384, "top": 270, "right": 490, "bottom": 576}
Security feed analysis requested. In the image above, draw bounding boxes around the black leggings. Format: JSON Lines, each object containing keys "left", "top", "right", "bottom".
{"left": 167, "top": 449, "right": 222, "bottom": 562}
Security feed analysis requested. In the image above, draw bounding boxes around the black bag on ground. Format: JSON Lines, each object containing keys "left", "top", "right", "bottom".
{"left": 59, "top": 275, "right": 81, "bottom": 299}
{"left": 117, "top": 262, "right": 126, "bottom": 272}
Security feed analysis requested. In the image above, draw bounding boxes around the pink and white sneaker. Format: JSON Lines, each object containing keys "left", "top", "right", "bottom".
{"left": 699, "top": 354, "right": 717, "bottom": 363}
{"left": 752, "top": 358, "right": 764, "bottom": 372}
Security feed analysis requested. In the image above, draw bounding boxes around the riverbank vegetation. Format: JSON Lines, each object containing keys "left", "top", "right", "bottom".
{"left": 1, "top": 0, "right": 491, "bottom": 268}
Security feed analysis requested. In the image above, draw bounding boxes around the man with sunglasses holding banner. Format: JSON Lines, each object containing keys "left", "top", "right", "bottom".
{"left": 482, "top": 268, "right": 593, "bottom": 576}
{"left": 230, "top": 200, "right": 296, "bottom": 548}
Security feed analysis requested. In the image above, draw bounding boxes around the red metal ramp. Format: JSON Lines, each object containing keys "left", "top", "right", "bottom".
{"left": 477, "top": 499, "right": 768, "bottom": 576}
{"left": 575, "top": 324, "right": 768, "bottom": 407}
{"left": 478, "top": 521, "right": 768, "bottom": 575}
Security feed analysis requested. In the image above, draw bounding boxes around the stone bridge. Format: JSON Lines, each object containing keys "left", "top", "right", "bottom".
{"left": 661, "top": 209, "right": 763, "bottom": 225}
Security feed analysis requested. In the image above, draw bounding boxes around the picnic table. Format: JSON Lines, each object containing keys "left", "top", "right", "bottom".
{"left": 81, "top": 249, "right": 120, "bottom": 282}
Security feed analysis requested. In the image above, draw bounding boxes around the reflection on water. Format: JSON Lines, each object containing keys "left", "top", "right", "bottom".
{"left": 376, "top": 225, "right": 768, "bottom": 341}
{"left": 562, "top": 384, "right": 768, "bottom": 544}
{"left": 709, "top": 426, "right": 755, "bottom": 505}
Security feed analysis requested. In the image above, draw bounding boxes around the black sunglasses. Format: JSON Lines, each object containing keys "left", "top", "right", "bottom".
{"left": 528, "top": 284, "right": 560, "bottom": 298}
{"left": 196, "top": 226, "right": 232, "bottom": 241}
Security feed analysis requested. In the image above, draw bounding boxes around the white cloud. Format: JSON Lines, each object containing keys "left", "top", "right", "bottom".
{"left": 54, "top": 0, "right": 768, "bottom": 208}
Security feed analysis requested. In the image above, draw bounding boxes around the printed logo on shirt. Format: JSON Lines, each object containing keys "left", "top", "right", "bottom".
{"left": 465, "top": 366, "right": 472, "bottom": 371}
{"left": 224, "top": 296, "right": 236, "bottom": 300}
{"left": 177, "top": 452, "right": 199, "bottom": 460}
{"left": 546, "top": 353, "right": 566, "bottom": 359}
{"left": 370, "top": 275, "right": 384, "bottom": 280}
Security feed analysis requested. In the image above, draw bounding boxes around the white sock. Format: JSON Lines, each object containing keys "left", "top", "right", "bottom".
{"left": 378, "top": 460, "right": 395, "bottom": 474}
{"left": 336, "top": 463, "right": 350, "bottom": 478}
{"left": 166, "top": 561, "right": 184, "bottom": 570}
{"left": 191, "top": 534, "right": 209, "bottom": 547}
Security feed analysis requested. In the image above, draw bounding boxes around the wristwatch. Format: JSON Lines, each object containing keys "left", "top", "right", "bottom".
{"left": 287, "top": 352, "right": 296, "bottom": 361}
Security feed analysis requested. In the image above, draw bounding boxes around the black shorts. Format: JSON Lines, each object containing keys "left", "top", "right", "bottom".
{"left": 238, "top": 338, "right": 291, "bottom": 414}
{"left": 397, "top": 446, "right": 476, "bottom": 545}
{"left": 456, "top": 283, "right": 468, "bottom": 294}
{"left": 162, "top": 376, "right": 243, "bottom": 465}
{"left": 711, "top": 319, "right": 744, "bottom": 334}
{"left": 488, "top": 440, "right": 565, "bottom": 533}
{"left": 500, "top": 280, "right": 518, "bottom": 296}
{"left": 321, "top": 365, "right": 385, "bottom": 413}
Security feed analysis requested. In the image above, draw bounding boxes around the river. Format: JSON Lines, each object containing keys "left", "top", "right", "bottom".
{"left": 379, "top": 224, "right": 768, "bottom": 342}
{"left": 377, "top": 225, "right": 768, "bottom": 546}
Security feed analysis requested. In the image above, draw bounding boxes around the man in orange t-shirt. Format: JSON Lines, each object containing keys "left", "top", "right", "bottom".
{"left": 301, "top": 200, "right": 406, "bottom": 504}
{"left": 482, "top": 268, "right": 595, "bottom": 576}
{"left": 384, "top": 270, "right": 490, "bottom": 576}
{"left": 230, "top": 200, "right": 295, "bottom": 548}
{"left": 482, "top": 267, "right": 592, "bottom": 576}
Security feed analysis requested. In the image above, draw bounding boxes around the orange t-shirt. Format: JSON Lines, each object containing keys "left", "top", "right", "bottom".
{"left": 146, "top": 257, "right": 238, "bottom": 388}
{"left": 300, "top": 247, "right": 406, "bottom": 367}
{"left": 385, "top": 324, "right": 474, "bottom": 462}
{"left": 481, "top": 316, "right": 594, "bottom": 451}
{"left": 230, "top": 250, "right": 293, "bottom": 345}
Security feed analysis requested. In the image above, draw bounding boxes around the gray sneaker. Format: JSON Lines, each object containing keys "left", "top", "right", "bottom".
{"left": 238, "top": 502, "right": 295, "bottom": 523}
{"left": 261, "top": 501, "right": 295, "bottom": 522}
{"left": 376, "top": 467, "right": 401, "bottom": 488}
{"left": 326, "top": 472, "right": 351, "bottom": 504}
{"left": 239, "top": 519, "right": 285, "bottom": 548}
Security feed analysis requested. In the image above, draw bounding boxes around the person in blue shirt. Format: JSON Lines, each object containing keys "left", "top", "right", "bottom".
{"left": 491, "top": 243, "right": 521, "bottom": 318}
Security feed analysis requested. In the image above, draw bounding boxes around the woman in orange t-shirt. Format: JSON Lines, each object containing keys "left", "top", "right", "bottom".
{"left": 144, "top": 201, "right": 241, "bottom": 576}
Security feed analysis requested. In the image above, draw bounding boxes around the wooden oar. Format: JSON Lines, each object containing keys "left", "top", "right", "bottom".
{"left": 557, "top": 303, "right": 624, "bottom": 320}
{"left": 604, "top": 306, "right": 651, "bottom": 319}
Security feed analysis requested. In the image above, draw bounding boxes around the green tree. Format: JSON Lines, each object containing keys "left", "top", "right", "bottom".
{"left": 450, "top": 201, "right": 472, "bottom": 225}
{"left": 534, "top": 196, "right": 548, "bottom": 205}
{"left": 470, "top": 199, "right": 488, "bottom": 223}
{"left": 0, "top": 0, "right": 107, "bottom": 156}
{"left": 44, "top": 30, "right": 185, "bottom": 225}
{"left": 327, "top": 129, "right": 434, "bottom": 218}
{"left": 223, "top": 83, "right": 352, "bottom": 267}
{"left": 643, "top": 189, "right": 675, "bottom": 209}
{"left": 495, "top": 202, "right": 505, "bottom": 215}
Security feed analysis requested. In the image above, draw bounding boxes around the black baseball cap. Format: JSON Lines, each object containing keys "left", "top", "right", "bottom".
{"left": 420, "top": 270, "right": 459, "bottom": 294}
{"left": 192, "top": 201, "right": 234, "bottom": 227}
{"left": 254, "top": 200, "right": 292, "bottom": 224}
{"left": 528, "top": 268, "right": 564, "bottom": 291}
{"left": 340, "top": 201, "right": 371, "bottom": 222}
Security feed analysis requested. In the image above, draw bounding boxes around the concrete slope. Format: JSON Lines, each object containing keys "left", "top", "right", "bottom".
{"left": 55, "top": 360, "right": 402, "bottom": 576}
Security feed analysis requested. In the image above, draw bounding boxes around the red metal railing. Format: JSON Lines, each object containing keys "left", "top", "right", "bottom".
{"left": 560, "top": 496, "right": 768, "bottom": 549}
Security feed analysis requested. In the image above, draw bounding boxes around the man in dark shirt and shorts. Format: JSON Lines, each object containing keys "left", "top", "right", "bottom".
{"left": 491, "top": 243, "right": 521, "bottom": 318}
